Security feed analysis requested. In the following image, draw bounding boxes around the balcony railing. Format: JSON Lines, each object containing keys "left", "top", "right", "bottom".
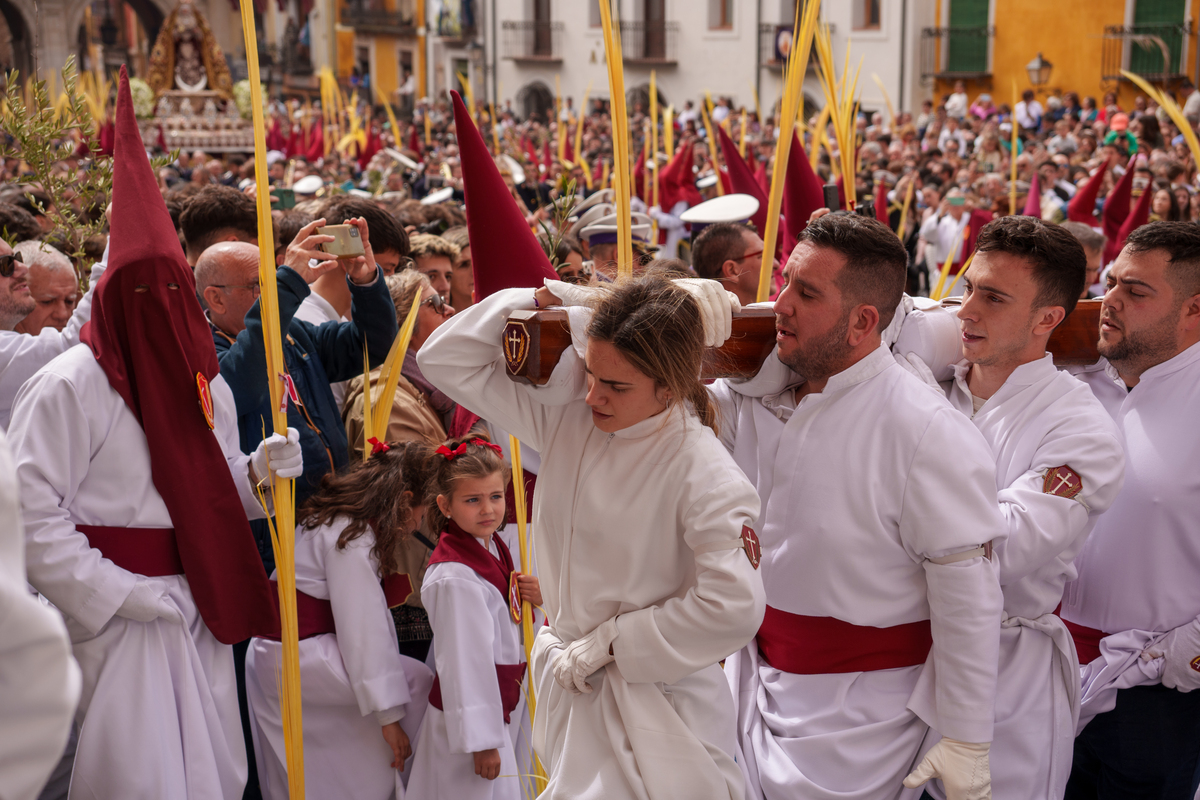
{"left": 1102, "top": 23, "right": 1192, "bottom": 87}
{"left": 620, "top": 20, "right": 679, "bottom": 65}
{"left": 501, "top": 20, "right": 563, "bottom": 61}
{"left": 340, "top": 0, "right": 416, "bottom": 36}
{"left": 758, "top": 22, "right": 831, "bottom": 70}
{"left": 920, "top": 26, "right": 994, "bottom": 82}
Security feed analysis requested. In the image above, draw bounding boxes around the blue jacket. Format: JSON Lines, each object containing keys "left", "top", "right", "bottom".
{"left": 212, "top": 266, "right": 398, "bottom": 570}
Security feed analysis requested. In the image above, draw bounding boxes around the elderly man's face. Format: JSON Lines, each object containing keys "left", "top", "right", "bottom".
{"left": 15, "top": 262, "right": 78, "bottom": 333}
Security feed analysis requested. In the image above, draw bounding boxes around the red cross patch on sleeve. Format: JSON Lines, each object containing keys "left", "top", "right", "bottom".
{"left": 1043, "top": 465, "right": 1083, "bottom": 500}
{"left": 741, "top": 525, "right": 761, "bottom": 570}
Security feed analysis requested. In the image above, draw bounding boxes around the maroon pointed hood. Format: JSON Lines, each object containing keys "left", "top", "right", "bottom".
{"left": 1115, "top": 184, "right": 1153, "bottom": 257}
{"left": 659, "top": 141, "right": 701, "bottom": 210}
{"left": 1023, "top": 171, "right": 1041, "bottom": 218}
{"left": 782, "top": 132, "right": 827, "bottom": 253}
{"left": 716, "top": 124, "right": 769, "bottom": 238}
{"left": 875, "top": 182, "right": 890, "bottom": 225}
{"left": 1103, "top": 162, "right": 1136, "bottom": 263}
{"left": 80, "top": 66, "right": 275, "bottom": 644}
{"left": 1068, "top": 156, "right": 1110, "bottom": 226}
{"left": 452, "top": 91, "right": 557, "bottom": 301}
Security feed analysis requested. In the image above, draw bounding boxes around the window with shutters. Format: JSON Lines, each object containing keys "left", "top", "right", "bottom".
{"left": 854, "top": 0, "right": 880, "bottom": 30}
{"left": 946, "top": 0, "right": 989, "bottom": 74}
{"left": 709, "top": 0, "right": 734, "bottom": 30}
{"left": 1130, "top": 0, "right": 1187, "bottom": 75}
{"left": 589, "top": 0, "right": 612, "bottom": 28}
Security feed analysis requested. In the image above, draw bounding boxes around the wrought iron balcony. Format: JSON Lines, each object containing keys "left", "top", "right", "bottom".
{"left": 620, "top": 20, "right": 679, "bottom": 65}
{"left": 501, "top": 20, "right": 563, "bottom": 62}
{"left": 1102, "top": 23, "right": 1193, "bottom": 87}
{"left": 920, "top": 26, "right": 994, "bottom": 82}
{"left": 340, "top": 0, "right": 416, "bottom": 36}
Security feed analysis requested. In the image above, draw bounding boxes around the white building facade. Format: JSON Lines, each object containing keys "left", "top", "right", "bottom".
{"left": 477, "top": 0, "right": 937, "bottom": 123}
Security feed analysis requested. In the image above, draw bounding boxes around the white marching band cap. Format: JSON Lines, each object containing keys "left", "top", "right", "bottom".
{"left": 569, "top": 188, "right": 614, "bottom": 221}
{"left": 568, "top": 202, "right": 615, "bottom": 239}
{"left": 501, "top": 154, "right": 527, "bottom": 184}
{"left": 680, "top": 193, "right": 760, "bottom": 225}
{"left": 292, "top": 174, "right": 324, "bottom": 196}
{"left": 578, "top": 211, "right": 656, "bottom": 245}
{"left": 421, "top": 186, "right": 455, "bottom": 205}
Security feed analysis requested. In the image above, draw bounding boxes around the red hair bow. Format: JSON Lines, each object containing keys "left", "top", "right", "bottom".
{"left": 436, "top": 443, "right": 468, "bottom": 460}
{"left": 472, "top": 438, "right": 504, "bottom": 456}
{"left": 367, "top": 437, "right": 390, "bottom": 455}
{"left": 436, "top": 438, "right": 504, "bottom": 460}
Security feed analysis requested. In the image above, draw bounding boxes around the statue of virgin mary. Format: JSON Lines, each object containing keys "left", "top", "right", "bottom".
{"left": 147, "top": 0, "right": 233, "bottom": 98}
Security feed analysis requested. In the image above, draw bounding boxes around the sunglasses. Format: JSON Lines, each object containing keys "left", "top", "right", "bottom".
{"left": 0, "top": 251, "right": 23, "bottom": 278}
{"left": 422, "top": 293, "right": 449, "bottom": 314}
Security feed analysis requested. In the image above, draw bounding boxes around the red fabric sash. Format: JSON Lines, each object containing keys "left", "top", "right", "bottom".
{"left": 260, "top": 574, "right": 413, "bottom": 642}
{"left": 756, "top": 605, "right": 933, "bottom": 674}
{"left": 1062, "top": 617, "right": 1107, "bottom": 666}
{"left": 427, "top": 521, "right": 516, "bottom": 598}
{"left": 429, "top": 663, "right": 528, "bottom": 724}
{"left": 78, "top": 525, "right": 183, "bottom": 577}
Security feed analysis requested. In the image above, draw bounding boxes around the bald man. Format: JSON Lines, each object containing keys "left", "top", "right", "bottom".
{"left": 195, "top": 216, "right": 398, "bottom": 564}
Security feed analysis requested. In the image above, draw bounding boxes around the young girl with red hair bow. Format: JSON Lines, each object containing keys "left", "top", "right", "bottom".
{"left": 408, "top": 433, "right": 541, "bottom": 799}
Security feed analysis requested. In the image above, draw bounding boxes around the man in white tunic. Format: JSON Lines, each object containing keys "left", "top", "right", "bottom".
{"left": 8, "top": 69, "right": 303, "bottom": 800}
{"left": 1061, "top": 221, "right": 1200, "bottom": 799}
{"left": 0, "top": 426, "right": 80, "bottom": 800}
{"left": 893, "top": 215, "right": 1125, "bottom": 799}
{"left": 715, "top": 212, "right": 1006, "bottom": 800}
{"left": 0, "top": 237, "right": 105, "bottom": 431}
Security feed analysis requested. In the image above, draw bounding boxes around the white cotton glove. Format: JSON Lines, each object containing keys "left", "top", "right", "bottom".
{"left": 251, "top": 428, "right": 304, "bottom": 483}
{"left": 1155, "top": 617, "right": 1200, "bottom": 692}
{"left": 552, "top": 617, "right": 619, "bottom": 694}
{"left": 903, "top": 738, "right": 992, "bottom": 800}
{"left": 544, "top": 278, "right": 603, "bottom": 309}
{"left": 673, "top": 278, "right": 741, "bottom": 347}
{"left": 116, "top": 578, "right": 184, "bottom": 625}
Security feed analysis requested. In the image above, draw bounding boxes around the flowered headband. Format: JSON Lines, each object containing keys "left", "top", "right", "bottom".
{"left": 436, "top": 438, "right": 504, "bottom": 460}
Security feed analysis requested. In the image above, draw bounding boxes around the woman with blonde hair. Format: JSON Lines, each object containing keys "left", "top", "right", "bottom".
{"left": 419, "top": 273, "right": 765, "bottom": 799}
{"left": 343, "top": 269, "right": 455, "bottom": 451}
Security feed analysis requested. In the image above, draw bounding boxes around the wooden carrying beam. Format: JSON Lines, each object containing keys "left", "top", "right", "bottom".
{"left": 503, "top": 299, "right": 1103, "bottom": 385}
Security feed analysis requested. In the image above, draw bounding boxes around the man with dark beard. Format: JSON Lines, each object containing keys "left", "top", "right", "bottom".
{"left": 713, "top": 212, "right": 1007, "bottom": 800}
{"left": 1061, "top": 221, "right": 1200, "bottom": 799}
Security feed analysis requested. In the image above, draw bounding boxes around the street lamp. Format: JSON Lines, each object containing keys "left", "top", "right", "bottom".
{"left": 1026, "top": 52, "right": 1053, "bottom": 88}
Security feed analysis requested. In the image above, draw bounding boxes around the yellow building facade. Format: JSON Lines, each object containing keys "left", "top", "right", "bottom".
{"left": 335, "top": 0, "right": 425, "bottom": 105}
{"left": 932, "top": 0, "right": 1200, "bottom": 109}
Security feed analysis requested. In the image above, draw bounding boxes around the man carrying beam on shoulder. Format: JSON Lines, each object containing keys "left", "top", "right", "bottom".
{"left": 891, "top": 215, "right": 1126, "bottom": 799}
{"left": 7, "top": 68, "right": 303, "bottom": 799}
{"left": 714, "top": 211, "right": 1006, "bottom": 800}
